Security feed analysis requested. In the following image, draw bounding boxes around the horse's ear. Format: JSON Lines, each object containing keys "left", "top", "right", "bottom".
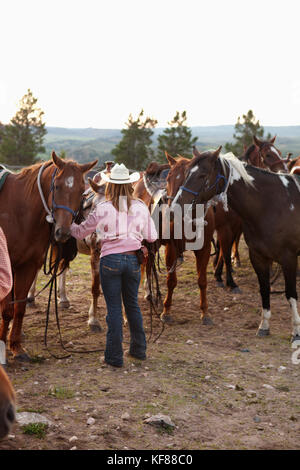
{"left": 213, "top": 146, "right": 222, "bottom": 159}
{"left": 192, "top": 146, "right": 201, "bottom": 158}
{"left": 88, "top": 177, "right": 101, "bottom": 194}
{"left": 165, "top": 151, "right": 176, "bottom": 167}
{"left": 253, "top": 135, "right": 263, "bottom": 147}
{"left": 79, "top": 160, "right": 98, "bottom": 174}
{"left": 92, "top": 172, "right": 102, "bottom": 183}
{"left": 52, "top": 151, "right": 65, "bottom": 169}
{"left": 270, "top": 135, "right": 276, "bottom": 144}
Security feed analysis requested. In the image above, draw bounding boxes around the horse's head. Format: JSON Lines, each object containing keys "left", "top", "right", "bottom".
{"left": 88, "top": 176, "right": 107, "bottom": 207}
{"left": 253, "top": 135, "right": 287, "bottom": 172}
{"left": 0, "top": 362, "right": 15, "bottom": 439}
{"left": 165, "top": 152, "right": 190, "bottom": 207}
{"left": 171, "top": 146, "right": 223, "bottom": 210}
{"left": 51, "top": 152, "right": 98, "bottom": 242}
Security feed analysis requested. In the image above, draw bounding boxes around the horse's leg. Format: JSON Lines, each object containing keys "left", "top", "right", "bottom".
{"left": 0, "top": 293, "right": 14, "bottom": 345}
{"left": 214, "top": 243, "right": 225, "bottom": 288}
{"left": 161, "top": 243, "right": 177, "bottom": 323}
{"left": 232, "top": 230, "right": 242, "bottom": 268}
{"left": 88, "top": 247, "right": 102, "bottom": 333}
{"left": 224, "top": 241, "right": 241, "bottom": 293}
{"left": 9, "top": 263, "right": 38, "bottom": 360}
{"left": 27, "top": 273, "right": 38, "bottom": 307}
{"left": 281, "top": 257, "right": 300, "bottom": 348}
{"left": 217, "top": 227, "right": 240, "bottom": 293}
{"left": 213, "top": 239, "right": 220, "bottom": 268}
{"left": 249, "top": 248, "right": 272, "bottom": 337}
{"left": 58, "top": 268, "right": 70, "bottom": 308}
{"left": 194, "top": 246, "right": 213, "bottom": 325}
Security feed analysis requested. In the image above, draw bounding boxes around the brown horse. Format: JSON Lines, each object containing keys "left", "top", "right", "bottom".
{"left": 135, "top": 156, "right": 215, "bottom": 324}
{"left": 0, "top": 153, "right": 97, "bottom": 360}
{"left": 172, "top": 147, "right": 300, "bottom": 348}
{"left": 142, "top": 154, "right": 242, "bottom": 293}
{"left": 288, "top": 155, "right": 300, "bottom": 175}
{"left": 27, "top": 169, "right": 107, "bottom": 332}
{"left": 0, "top": 363, "right": 15, "bottom": 439}
{"left": 243, "top": 136, "right": 288, "bottom": 172}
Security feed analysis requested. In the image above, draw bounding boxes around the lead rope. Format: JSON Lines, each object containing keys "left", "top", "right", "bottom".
{"left": 43, "top": 228, "right": 105, "bottom": 359}
{"left": 144, "top": 242, "right": 165, "bottom": 343}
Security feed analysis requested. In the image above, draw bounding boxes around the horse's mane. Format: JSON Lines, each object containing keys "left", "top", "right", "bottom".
{"left": 219, "top": 152, "right": 255, "bottom": 187}
{"left": 15, "top": 161, "right": 53, "bottom": 196}
{"left": 243, "top": 144, "right": 256, "bottom": 163}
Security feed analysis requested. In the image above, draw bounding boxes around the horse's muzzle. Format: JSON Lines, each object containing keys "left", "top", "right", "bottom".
{"left": 0, "top": 401, "right": 15, "bottom": 439}
{"left": 54, "top": 227, "right": 71, "bottom": 243}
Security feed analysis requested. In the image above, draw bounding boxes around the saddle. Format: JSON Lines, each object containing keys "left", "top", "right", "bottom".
{"left": 143, "top": 163, "right": 170, "bottom": 214}
{"left": 0, "top": 165, "right": 11, "bottom": 192}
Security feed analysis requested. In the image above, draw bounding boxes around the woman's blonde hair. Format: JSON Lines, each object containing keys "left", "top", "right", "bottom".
{"left": 105, "top": 182, "right": 136, "bottom": 211}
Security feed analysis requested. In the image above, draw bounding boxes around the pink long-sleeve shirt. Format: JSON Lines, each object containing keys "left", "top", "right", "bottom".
{"left": 0, "top": 227, "right": 13, "bottom": 301}
{"left": 70, "top": 199, "right": 158, "bottom": 258}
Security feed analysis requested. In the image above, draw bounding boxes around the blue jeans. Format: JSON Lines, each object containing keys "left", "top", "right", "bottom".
{"left": 100, "top": 253, "right": 146, "bottom": 367}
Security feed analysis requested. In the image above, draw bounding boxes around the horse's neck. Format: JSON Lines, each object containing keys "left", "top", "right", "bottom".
{"left": 23, "top": 164, "right": 54, "bottom": 226}
{"left": 225, "top": 171, "right": 261, "bottom": 221}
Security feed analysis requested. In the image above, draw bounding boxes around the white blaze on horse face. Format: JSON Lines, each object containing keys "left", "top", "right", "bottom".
{"left": 65, "top": 176, "right": 74, "bottom": 188}
{"left": 290, "top": 203, "right": 295, "bottom": 211}
{"left": 279, "top": 176, "right": 289, "bottom": 188}
{"left": 271, "top": 146, "right": 281, "bottom": 159}
{"left": 190, "top": 165, "right": 199, "bottom": 174}
{"left": 289, "top": 298, "right": 300, "bottom": 345}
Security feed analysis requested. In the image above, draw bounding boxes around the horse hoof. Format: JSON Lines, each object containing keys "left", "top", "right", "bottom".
{"left": 59, "top": 301, "right": 70, "bottom": 309}
{"left": 257, "top": 328, "right": 270, "bottom": 337}
{"left": 14, "top": 352, "right": 31, "bottom": 362}
{"left": 202, "top": 317, "right": 213, "bottom": 326}
{"left": 89, "top": 324, "right": 102, "bottom": 333}
{"left": 291, "top": 335, "right": 300, "bottom": 348}
{"left": 216, "top": 281, "right": 225, "bottom": 288}
{"left": 160, "top": 314, "right": 173, "bottom": 324}
{"left": 230, "top": 287, "right": 242, "bottom": 294}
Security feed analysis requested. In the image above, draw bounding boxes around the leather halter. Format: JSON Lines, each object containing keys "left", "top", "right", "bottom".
{"left": 37, "top": 163, "right": 79, "bottom": 224}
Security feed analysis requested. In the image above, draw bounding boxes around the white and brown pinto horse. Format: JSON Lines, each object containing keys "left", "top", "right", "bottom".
{"left": 172, "top": 147, "right": 300, "bottom": 348}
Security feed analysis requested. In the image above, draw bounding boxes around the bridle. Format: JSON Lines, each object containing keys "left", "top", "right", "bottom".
{"left": 257, "top": 144, "right": 287, "bottom": 172}
{"left": 37, "top": 162, "right": 80, "bottom": 224}
{"left": 176, "top": 158, "right": 232, "bottom": 211}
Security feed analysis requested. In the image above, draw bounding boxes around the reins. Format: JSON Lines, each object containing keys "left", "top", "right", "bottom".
{"left": 43, "top": 228, "right": 105, "bottom": 359}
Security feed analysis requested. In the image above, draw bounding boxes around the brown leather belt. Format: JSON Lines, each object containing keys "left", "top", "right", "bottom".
{"left": 122, "top": 250, "right": 136, "bottom": 255}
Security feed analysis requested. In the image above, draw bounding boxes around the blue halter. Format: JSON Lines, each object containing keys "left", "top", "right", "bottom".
{"left": 179, "top": 171, "right": 228, "bottom": 200}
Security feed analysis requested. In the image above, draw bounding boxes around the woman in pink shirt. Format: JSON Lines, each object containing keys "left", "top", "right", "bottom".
{"left": 70, "top": 164, "right": 157, "bottom": 367}
{"left": 0, "top": 227, "right": 13, "bottom": 301}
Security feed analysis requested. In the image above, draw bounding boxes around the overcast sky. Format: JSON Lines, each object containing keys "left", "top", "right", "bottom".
{"left": 1, "top": 0, "right": 300, "bottom": 128}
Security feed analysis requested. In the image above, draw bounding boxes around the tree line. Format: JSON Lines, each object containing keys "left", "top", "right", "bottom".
{"left": 0, "top": 89, "right": 271, "bottom": 169}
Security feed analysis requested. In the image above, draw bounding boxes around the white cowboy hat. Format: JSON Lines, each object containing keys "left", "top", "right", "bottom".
{"left": 100, "top": 163, "right": 140, "bottom": 184}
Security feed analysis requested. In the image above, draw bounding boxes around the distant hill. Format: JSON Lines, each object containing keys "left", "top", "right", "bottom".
{"left": 43, "top": 125, "right": 300, "bottom": 164}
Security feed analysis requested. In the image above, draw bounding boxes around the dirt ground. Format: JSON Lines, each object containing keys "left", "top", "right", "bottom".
{"left": 0, "top": 238, "right": 300, "bottom": 450}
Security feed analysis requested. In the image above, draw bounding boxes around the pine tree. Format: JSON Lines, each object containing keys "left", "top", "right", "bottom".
{"left": 156, "top": 111, "right": 197, "bottom": 162}
{"left": 224, "top": 110, "right": 271, "bottom": 157}
{"left": 111, "top": 110, "right": 157, "bottom": 170}
{"left": 0, "top": 89, "right": 47, "bottom": 166}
